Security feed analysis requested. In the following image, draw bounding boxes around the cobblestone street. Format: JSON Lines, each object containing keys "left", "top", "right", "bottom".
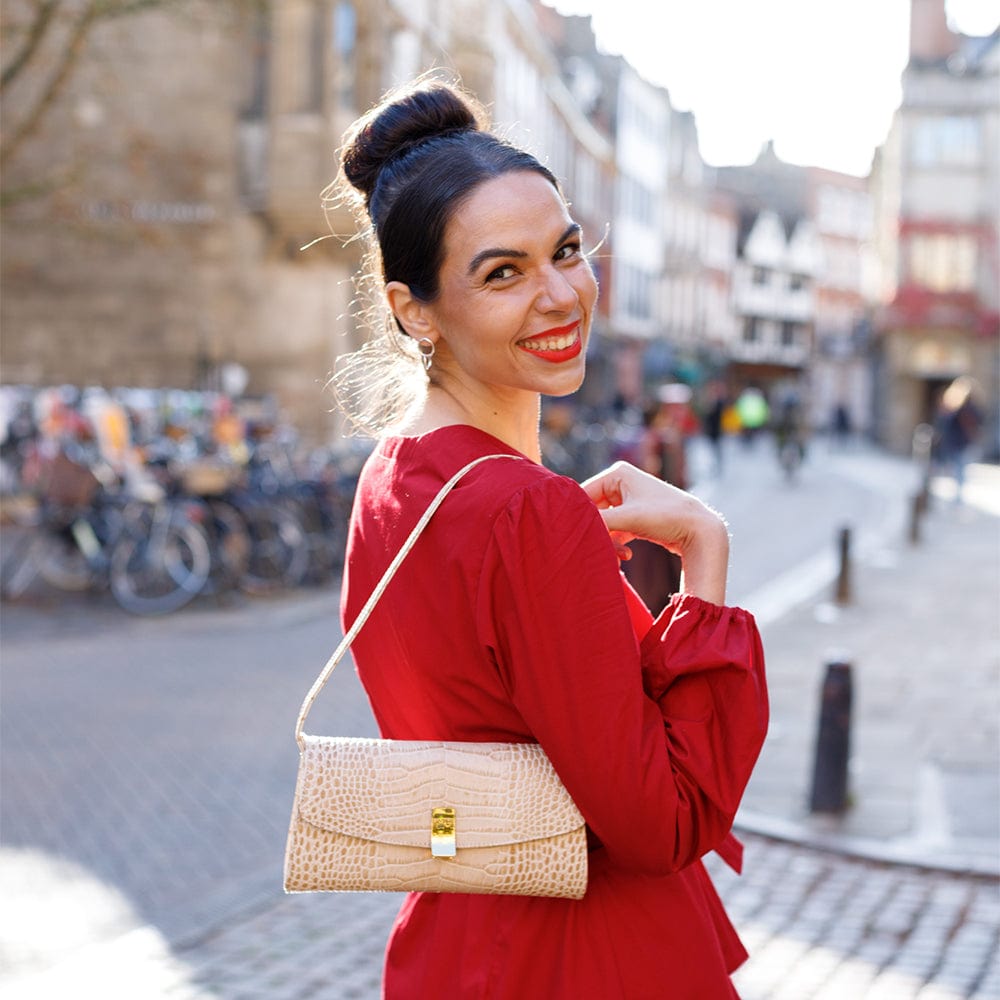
{"left": 3, "top": 834, "right": 996, "bottom": 1000}
{"left": 1, "top": 449, "right": 997, "bottom": 998}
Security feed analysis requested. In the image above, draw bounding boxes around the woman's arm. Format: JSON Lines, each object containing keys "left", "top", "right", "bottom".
{"left": 476, "top": 478, "right": 766, "bottom": 875}
{"left": 581, "top": 461, "right": 730, "bottom": 605}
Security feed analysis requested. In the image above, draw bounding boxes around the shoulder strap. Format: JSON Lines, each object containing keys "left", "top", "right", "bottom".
{"left": 295, "top": 452, "right": 521, "bottom": 748}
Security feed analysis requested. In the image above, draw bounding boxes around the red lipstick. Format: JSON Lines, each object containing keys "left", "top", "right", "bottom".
{"left": 517, "top": 321, "right": 583, "bottom": 363}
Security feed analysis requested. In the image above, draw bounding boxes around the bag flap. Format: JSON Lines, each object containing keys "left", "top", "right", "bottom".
{"left": 294, "top": 736, "right": 584, "bottom": 849}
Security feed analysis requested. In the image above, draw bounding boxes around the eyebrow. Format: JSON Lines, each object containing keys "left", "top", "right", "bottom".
{"left": 466, "top": 223, "right": 582, "bottom": 276}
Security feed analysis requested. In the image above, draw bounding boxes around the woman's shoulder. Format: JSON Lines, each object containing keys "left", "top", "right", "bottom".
{"left": 369, "top": 423, "right": 593, "bottom": 518}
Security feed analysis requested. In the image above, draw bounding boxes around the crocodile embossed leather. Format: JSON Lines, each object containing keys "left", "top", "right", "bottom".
{"left": 283, "top": 737, "right": 587, "bottom": 897}
{"left": 283, "top": 456, "right": 588, "bottom": 899}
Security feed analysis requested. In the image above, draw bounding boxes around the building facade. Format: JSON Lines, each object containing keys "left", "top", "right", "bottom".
{"left": 871, "top": 0, "right": 999, "bottom": 454}
{"left": 807, "top": 167, "right": 877, "bottom": 437}
{"left": 0, "top": 0, "right": 619, "bottom": 441}
{"left": 3, "top": 0, "right": 997, "bottom": 454}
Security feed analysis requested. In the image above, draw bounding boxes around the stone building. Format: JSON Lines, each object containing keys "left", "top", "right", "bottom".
{"left": 870, "top": 0, "right": 999, "bottom": 455}
{"left": 1, "top": 0, "right": 359, "bottom": 442}
{"left": 0, "top": 0, "right": 618, "bottom": 443}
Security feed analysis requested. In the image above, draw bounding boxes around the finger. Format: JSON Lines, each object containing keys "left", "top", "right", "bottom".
{"left": 579, "top": 473, "right": 613, "bottom": 507}
{"left": 598, "top": 507, "right": 637, "bottom": 539}
{"left": 581, "top": 468, "right": 628, "bottom": 508}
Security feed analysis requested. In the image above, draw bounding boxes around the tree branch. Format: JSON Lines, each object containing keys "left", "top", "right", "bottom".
{"left": 92, "top": 0, "right": 186, "bottom": 19}
{"left": 1, "top": 0, "right": 62, "bottom": 92}
{"left": 0, "top": 2, "right": 98, "bottom": 170}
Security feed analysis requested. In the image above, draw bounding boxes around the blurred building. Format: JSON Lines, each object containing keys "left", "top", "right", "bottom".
{"left": 1, "top": 0, "right": 361, "bottom": 442}
{"left": 715, "top": 144, "right": 872, "bottom": 430}
{"left": 0, "top": 0, "right": 619, "bottom": 440}
{"left": 2, "top": 0, "right": 996, "bottom": 453}
{"left": 808, "top": 167, "right": 877, "bottom": 438}
{"left": 871, "top": 0, "right": 999, "bottom": 454}
{"left": 661, "top": 109, "right": 712, "bottom": 384}
{"left": 607, "top": 63, "right": 672, "bottom": 405}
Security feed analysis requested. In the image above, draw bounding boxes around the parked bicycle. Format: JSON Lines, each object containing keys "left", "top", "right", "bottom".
{"left": 1, "top": 449, "right": 212, "bottom": 615}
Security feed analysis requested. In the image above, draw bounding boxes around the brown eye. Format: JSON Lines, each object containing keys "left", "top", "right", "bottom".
{"left": 486, "top": 264, "right": 518, "bottom": 282}
{"left": 555, "top": 242, "right": 582, "bottom": 262}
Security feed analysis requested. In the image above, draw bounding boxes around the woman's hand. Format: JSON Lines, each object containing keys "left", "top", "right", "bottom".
{"left": 581, "top": 461, "right": 730, "bottom": 605}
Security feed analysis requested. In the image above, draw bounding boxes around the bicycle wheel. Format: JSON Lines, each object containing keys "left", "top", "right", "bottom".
{"left": 109, "top": 511, "right": 211, "bottom": 615}
{"left": 202, "top": 498, "right": 252, "bottom": 594}
{"left": 284, "top": 494, "right": 341, "bottom": 585}
{"left": 0, "top": 531, "right": 50, "bottom": 599}
{"left": 239, "top": 502, "right": 308, "bottom": 595}
{"left": 38, "top": 530, "right": 92, "bottom": 591}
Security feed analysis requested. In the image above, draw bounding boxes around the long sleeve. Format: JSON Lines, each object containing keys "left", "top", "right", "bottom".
{"left": 475, "top": 477, "right": 767, "bottom": 875}
{"left": 641, "top": 594, "right": 769, "bottom": 869}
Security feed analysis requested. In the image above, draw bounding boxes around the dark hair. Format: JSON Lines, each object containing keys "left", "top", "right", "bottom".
{"left": 339, "top": 79, "right": 560, "bottom": 305}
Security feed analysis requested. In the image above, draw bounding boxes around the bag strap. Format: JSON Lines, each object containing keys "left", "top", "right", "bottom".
{"left": 295, "top": 452, "right": 521, "bottom": 748}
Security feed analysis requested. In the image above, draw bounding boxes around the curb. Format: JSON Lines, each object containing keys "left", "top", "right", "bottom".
{"left": 734, "top": 810, "right": 1000, "bottom": 879}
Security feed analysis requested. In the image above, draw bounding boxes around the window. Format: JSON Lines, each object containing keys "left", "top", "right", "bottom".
{"left": 305, "top": 1, "right": 325, "bottom": 112}
{"left": 910, "top": 116, "right": 981, "bottom": 168}
{"left": 286, "top": 0, "right": 327, "bottom": 113}
{"left": 619, "top": 176, "right": 654, "bottom": 224}
{"left": 909, "top": 234, "right": 977, "bottom": 291}
{"left": 743, "top": 317, "right": 759, "bottom": 343}
{"left": 752, "top": 266, "right": 769, "bottom": 286}
{"left": 242, "top": 5, "right": 270, "bottom": 119}
{"left": 333, "top": 2, "right": 356, "bottom": 107}
{"left": 622, "top": 264, "right": 652, "bottom": 321}
{"left": 789, "top": 273, "right": 807, "bottom": 291}
{"left": 781, "top": 321, "right": 797, "bottom": 346}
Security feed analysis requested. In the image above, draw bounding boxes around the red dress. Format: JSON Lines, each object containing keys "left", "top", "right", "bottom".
{"left": 341, "top": 425, "right": 769, "bottom": 1000}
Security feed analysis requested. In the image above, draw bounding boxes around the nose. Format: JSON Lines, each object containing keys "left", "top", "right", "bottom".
{"left": 536, "top": 264, "right": 579, "bottom": 313}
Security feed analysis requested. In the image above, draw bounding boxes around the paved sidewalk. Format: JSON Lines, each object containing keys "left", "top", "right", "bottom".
{"left": 1, "top": 452, "right": 997, "bottom": 999}
{"left": 734, "top": 462, "right": 1000, "bottom": 877}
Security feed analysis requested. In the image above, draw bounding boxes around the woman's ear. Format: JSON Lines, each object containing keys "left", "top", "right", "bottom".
{"left": 386, "top": 281, "right": 436, "bottom": 342}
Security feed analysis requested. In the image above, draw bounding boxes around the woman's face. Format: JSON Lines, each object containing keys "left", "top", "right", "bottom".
{"left": 424, "top": 170, "right": 598, "bottom": 403}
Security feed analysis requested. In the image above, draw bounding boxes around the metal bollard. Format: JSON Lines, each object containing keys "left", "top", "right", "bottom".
{"left": 834, "top": 525, "right": 852, "bottom": 604}
{"left": 912, "top": 423, "right": 934, "bottom": 507}
{"left": 909, "top": 492, "right": 925, "bottom": 545}
{"left": 809, "top": 659, "right": 853, "bottom": 814}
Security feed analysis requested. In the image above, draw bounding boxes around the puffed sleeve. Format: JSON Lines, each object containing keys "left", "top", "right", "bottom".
{"left": 640, "top": 594, "right": 768, "bottom": 869}
{"left": 475, "top": 477, "right": 768, "bottom": 876}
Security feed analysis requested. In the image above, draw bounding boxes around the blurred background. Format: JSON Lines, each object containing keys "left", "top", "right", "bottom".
{"left": 0, "top": 0, "right": 997, "bottom": 458}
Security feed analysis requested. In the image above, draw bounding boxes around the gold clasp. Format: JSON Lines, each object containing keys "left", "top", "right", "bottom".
{"left": 431, "top": 807, "right": 456, "bottom": 858}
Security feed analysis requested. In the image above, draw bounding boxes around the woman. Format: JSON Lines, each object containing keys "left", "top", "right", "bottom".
{"left": 333, "top": 77, "right": 768, "bottom": 999}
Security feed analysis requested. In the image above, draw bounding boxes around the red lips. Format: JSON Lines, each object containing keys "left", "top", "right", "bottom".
{"left": 517, "top": 321, "right": 583, "bottom": 363}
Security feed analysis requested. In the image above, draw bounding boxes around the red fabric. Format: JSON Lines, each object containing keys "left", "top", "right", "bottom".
{"left": 341, "top": 425, "right": 769, "bottom": 1000}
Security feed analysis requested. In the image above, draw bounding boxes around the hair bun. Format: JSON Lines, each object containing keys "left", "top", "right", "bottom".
{"left": 341, "top": 81, "right": 484, "bottom": 202}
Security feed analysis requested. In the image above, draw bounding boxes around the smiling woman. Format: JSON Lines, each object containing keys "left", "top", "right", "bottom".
{"left": 384, "top": 170, "right": 596, "bottom": 445}
{"left": 306, "top": 74, "right": 769, "bottom": 1000}
{"left": 330, "top": 78, "right": 596, "bottom": 444}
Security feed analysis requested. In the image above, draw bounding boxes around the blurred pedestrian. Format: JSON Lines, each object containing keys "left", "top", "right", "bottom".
{"left": 655, "top": 381, "right": 700, "bottom": 489}
{"left": 934, "top": 375, "right": 983, "bottom": 503}
{"left": 773, "top": 392, "right": 807, "bottom": 482}
{"left": 539, "top": 401, "right": 580, "bottom": 477}
{"left": 622, "top": 397, "right": 683, "bottom": 612}
{"left": 702, "top": 379, "right": 728, "bottom": 475}
{"left": 325, "top": 75, "right": 768, "bottom": 999}
{"left": 735, "top": 385, "right": 769, "bottom": 446}
{"left": 831, "top": 401, "right": 853, "bottom": 449}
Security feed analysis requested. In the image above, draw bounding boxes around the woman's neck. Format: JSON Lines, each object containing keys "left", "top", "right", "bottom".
{"left": 398, "top": 385, "right": 542, "bottom": 462}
